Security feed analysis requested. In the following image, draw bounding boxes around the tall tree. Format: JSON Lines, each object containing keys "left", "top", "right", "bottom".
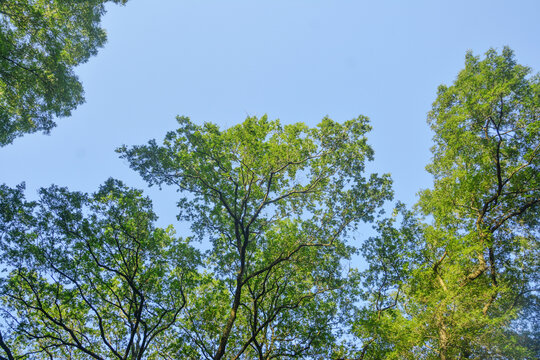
{"left": 0, "top": 0, "right": 127, "bottom": 146}
{"left": 350, "top": 48, "right": 539, "bottom": 359}
{"left": 118, "top": 115, "right": 393, "bottom": 359}
{"left": 0, "top": 179, "right": 200, "bottom": 359}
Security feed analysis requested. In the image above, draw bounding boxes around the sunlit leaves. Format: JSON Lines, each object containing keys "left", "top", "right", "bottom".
{"left": 351, "top": 48, "right": 539, "bottom": 359}
{"left": 119, "top": 115, "right": 392, "bottom": 359}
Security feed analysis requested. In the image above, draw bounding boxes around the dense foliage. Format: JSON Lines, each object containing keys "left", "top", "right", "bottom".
{"left": 118, "top": 115, "right": 392, "bottom": 359}
{"left": 0, "top": 0, "right": 127, "bottom": 146}
{"left": 350, "top": 47, "right": 539, "bottom": 360}
{"left": 0, "top": 180, "right": 200, "bottom": 359}
{"left": 0, "top": 10, "right": 538, "bottom": 358}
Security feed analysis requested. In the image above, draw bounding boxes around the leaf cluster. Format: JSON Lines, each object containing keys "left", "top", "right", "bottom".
{"left": 0, "top": 0, "right": 127, "bottom": 145}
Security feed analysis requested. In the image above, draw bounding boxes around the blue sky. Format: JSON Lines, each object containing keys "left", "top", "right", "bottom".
{"left": 1, "top": 0, "right": 539, "bottom": 233}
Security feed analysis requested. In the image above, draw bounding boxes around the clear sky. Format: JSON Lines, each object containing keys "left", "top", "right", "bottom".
{"left": 1, "top": 0, "right": 539, "bottom": 234}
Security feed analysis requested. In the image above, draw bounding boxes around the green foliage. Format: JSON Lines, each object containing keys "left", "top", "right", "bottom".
{"left": 0, "top": 179, "right": 200, "bottom": 359}
{"left": 423, "top": 47, "right": 539, "bottom": 232}
{"left": 0, "top": 0, "right": 127, "bottom": 146}
{"left": 418, "top": 46, "right": 539, "bottom": 359}
{"left": 351, "top": 48, "right": 539, "bottom": 360}
{"left": 118, "top": 115, "right": 393, "bottom": 359}
{"left": 3, "top": 39, "right": 537, "bottom": 360}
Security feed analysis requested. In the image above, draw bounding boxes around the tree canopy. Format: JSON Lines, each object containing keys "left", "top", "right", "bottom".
{"left": 0, "top": 0, "right": 127, "bottom": 146}
{"left": 349, "top": 47, "right": 539, "bottom": 360}
{"left": 118, "top": 115, "right": 393, "bottom": 359}
{"left": 0, "top": 179, "right": 200, "bottom": 360}
{"left": 0, "top": 14, "right": 539, "bottom": 358}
